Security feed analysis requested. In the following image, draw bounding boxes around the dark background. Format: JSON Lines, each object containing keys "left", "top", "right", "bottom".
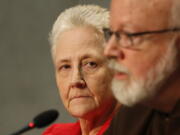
{"left": 0, "top": 0, "right": 110, "bottom": 135}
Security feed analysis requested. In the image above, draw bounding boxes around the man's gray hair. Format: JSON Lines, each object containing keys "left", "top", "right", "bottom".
{"left": 171, "top": 0, "right": 180, "bottom": 27}
{"left": 49, "top": 5, "right": 109, "bottom": 55}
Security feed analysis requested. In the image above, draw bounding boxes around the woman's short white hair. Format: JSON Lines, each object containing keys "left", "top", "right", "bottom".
{"left": 49, "top": 5, "right": 109, "bottom": 55}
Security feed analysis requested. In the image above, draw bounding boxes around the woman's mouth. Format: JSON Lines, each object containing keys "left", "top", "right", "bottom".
{"left": 70, "top": 95, "right": 91, "bottom": 102}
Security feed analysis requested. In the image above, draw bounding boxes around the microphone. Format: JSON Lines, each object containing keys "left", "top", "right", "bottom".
{"left": 10, "top": 109, "right": 59, "bottom": 135}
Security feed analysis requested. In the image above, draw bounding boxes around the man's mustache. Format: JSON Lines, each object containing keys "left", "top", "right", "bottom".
{"left": 108, "top": 60, "right": 130, "bottom": 74}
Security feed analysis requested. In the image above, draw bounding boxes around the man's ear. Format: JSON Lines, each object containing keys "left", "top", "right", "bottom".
{"left": 175, "top": 34, "right": 180, "bottom": 50}
{"left": 175, "top": 34, "right": 180, "bottom": 61}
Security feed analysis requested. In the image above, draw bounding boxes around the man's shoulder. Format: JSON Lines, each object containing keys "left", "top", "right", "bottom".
{"left": 104, "top": 104, "right": 153, "bottom": 135}
{"left": 116, "top": 104, "right": 152, "bottom": 124}
{"left": 104, "top": 101, "right": 180, "bottom": 135}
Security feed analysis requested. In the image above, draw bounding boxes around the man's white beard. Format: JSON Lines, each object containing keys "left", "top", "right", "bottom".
{"left": 110, "top": 41, "right": 177, "bottom": 106}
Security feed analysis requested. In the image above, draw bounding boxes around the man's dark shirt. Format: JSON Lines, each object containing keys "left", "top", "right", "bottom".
{"left": 104, "top": 100, "right": 180, "bottom": 135}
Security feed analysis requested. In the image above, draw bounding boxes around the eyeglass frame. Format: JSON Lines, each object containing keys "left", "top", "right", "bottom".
{"left": 103, "top": 27, "right": 180, "bottom": 48}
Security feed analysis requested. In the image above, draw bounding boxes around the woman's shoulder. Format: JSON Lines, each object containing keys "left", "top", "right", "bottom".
{"left": 42, "top": 121, "right": 81, "bottom": 135}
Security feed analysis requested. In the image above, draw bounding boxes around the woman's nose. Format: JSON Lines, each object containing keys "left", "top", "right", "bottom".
{"left": 70, "top": 68, "right": 86, "bottom": 89}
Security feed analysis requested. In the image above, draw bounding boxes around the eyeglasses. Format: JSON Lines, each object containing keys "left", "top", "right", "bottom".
{"left": 103, "top": 28, "right": 180, "bottom": 48}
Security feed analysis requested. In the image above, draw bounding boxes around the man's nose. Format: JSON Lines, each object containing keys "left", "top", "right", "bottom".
{"left": 104, "top": 35, "right": 124, "bottom": 59}
{"left": 70, "top": 67, "right": 86, "bottom": 89}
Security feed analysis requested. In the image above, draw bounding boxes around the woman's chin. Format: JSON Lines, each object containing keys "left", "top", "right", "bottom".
{"left": 69, "top": 105, "right": 96, "bottom": 119}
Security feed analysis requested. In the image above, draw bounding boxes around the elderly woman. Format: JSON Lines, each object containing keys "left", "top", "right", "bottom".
{"left": 43, "top": 5, "right": 119, "bottom": 135}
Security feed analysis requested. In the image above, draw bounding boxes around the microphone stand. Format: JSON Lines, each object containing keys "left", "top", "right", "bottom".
{"left": 10, "top": 123, "right": 35, "bottom": 135}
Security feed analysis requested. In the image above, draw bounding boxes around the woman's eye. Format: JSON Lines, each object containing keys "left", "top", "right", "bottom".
{"left": 59, "top": 64, "right": 71, "bottom": 71}
{"left": 86, "top": 61, "right": 97, "bottom": 68}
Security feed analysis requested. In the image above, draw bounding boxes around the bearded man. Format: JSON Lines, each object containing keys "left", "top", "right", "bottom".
{"left": 103, "top": 0, "right": 180, "bottom": 134}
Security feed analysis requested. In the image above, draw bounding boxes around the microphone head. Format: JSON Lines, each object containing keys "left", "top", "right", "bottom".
{"left": 33, "top": 109, "right": 59, "bottom": 128}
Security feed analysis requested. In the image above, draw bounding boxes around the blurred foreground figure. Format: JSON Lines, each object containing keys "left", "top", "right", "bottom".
{"left": 42, "top": 5, "right": 119, "bottom": 135}
{"left": 104, "top": 0, "right": 180, "bottom": 134}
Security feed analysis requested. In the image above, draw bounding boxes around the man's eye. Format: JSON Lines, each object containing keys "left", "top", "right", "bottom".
{"left": 131, "top": 36, "right": 142, "bottom": 43}
{"left": 131, "top": 34, "right": 151, "bottom": 45}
